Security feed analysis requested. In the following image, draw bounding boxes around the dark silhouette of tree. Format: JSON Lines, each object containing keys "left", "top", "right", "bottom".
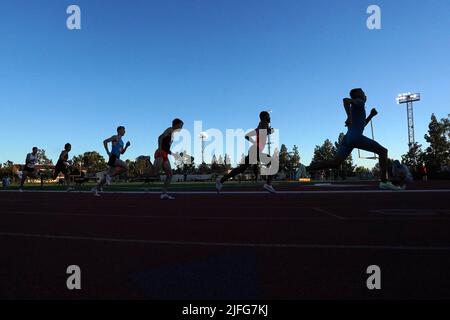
{"left": 73, "top": 151, "right": 107, "bottom": 174}
{"left": 423, "top": 114, "right": 450, "bottom": 172}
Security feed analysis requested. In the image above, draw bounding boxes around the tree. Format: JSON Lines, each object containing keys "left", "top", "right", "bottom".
{"left": 36, "top": 149, "right": 52, "bottom": 165}
{"left": 198, "top": 162, "right": 211, "bottom": 174}
{"left": 289, "top": 145, "right": 301, "bottom": 168}
{"left": 279, "top": 144, "right": 289, "bottom": 172}
{"left": 126, "top": 160, "right": 139, "bottom": 178}
{"left": 224, "top": 154, "right": 232, "bottom": 170}
{"left": 423, "top": 114, "right": 450, "bottom": 172}
{"left": 73, "top": 151, "right": 107, "bottom": 174}
{"left": 401, "top": 142, "right": 424, "bottom": 172}
{"left": 311, "top": 139, "right": 336, "bottom": 164}
{"left": 211, "top": 155, "right": 221, "bottom": 173}
{"left": 0, "top": 160, "right": 14, "bottom": 178}
{"left": 311, "top": 139, "right": 336, "bottom": 180}
{"left": 239, "top": 153, "right": 246, "bottom": 165}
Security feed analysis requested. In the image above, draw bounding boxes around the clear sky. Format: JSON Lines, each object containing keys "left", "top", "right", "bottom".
{"left": 1, "top": 0, "right": 449, "bottom": 167}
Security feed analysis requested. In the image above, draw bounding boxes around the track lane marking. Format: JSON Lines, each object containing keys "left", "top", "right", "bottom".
{"left": 1, "top": 232, "right": 450, "bottom": 251}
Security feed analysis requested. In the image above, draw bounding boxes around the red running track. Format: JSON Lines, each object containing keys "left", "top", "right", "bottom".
{"left": 1, "top": 181, "right": 450, "bottom": 299}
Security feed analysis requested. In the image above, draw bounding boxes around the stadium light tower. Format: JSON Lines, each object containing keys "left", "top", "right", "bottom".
{"left": 396, "top": 92, "right": 421, "bottom": 148}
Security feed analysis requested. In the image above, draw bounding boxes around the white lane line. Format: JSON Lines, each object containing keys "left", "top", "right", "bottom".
{"left": 312, "top": 207, "right": 345, "bottom": 220}
{"left": 1, "top": 189, "right": 450, "bottom": 195}
{"left": 370, "top": 209, "right": 450, "bottom": 216}
{"left": 1, "top": 232, "right": 450, "bottom": 251}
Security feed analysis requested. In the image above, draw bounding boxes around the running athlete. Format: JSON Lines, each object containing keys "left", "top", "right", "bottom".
{"left": 145, "top": 118, "right": 184, "bottom": 200}
{"left": 53, "top": 143, "right": 74, "bottom": 191}
{"left": 92, "top": 126, "right": 130, "bottom": 196}
{"left": 391, "top": 160, "right": 413, "bottom": 189}
{"left": 19, "top": 147, "right": 39, "bottom": 192}
{"left": 216, "top": 111, "right": 277, "bottom": 194}
{"left": 307, "top": 88, "right": 401, "bottom": 190}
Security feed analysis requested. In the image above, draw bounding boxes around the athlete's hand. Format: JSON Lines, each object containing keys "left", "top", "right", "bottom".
{"left": 343, "top": 98, "right": 352, "bottom": 107}
{"left": 370, "top": 108, "right": 378, "bottom": 117}
{"left": 126, "top": 141, "right": 131, "bottom": 148}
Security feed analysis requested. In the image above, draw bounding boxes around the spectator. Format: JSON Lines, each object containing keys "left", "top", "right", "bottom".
{"left": 419, "top": 163, "right": 428, "bottom": 181}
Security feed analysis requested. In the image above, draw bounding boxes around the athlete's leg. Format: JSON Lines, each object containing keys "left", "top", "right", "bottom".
{"left": 307, "top": 135, "right": 350, "bottom": 173}
{"left": 220, "top": 158, "right": 250, "bottom": 184}
{"left": 252, "top": 164, "right": 259, "bottom": 182}
{"left": 112, "top": 159, "right": 127, "bottom": 176}
{"left": 144, "top": 157, "right": 155, "bottom": 176}
{"left": 307, "top": 155, "right": 346, "bottom": 171}
{"left": 354, "top": 135, "right": 388, "bottom": 182}
{"left": 96, "top": 170, "right": 110, "bottom": 190}
{"left": 52, "top": 168, "right": 60, "bottom": 181}
{"left": 152, "top": 157, "right": 164, "bottom": 176}
{"left": 162, "top": 160, "right": 172, "bottom": 194}
{"left": 20, "top": 172, "right": 28, "bottom": 188}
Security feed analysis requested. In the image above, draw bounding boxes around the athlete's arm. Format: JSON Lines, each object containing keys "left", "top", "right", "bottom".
{"left": 103, "top": 135, "right": 116, "bottom": 156}
{"left": 343, "top": 98, "right": 352, "bottom": 126}
{"left": 365, "top": 108, "right": 378, "bottom": 127}
{"left": 25, "top": 154, "right": 32, "bottom": 166}
{"left": 121, "top": 141, "right": 131, "bottom": 154}
{"left": 245, "top": 130, "right": 257, "bottom": 143}
{"left": 59, "top": 151, "right": 69, "bottom": 166}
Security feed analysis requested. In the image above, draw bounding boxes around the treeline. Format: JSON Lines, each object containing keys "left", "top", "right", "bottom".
{"left": 401, "top": 113, "right": 450, "bottom": 179}
{"left": 1, "top": 114, "right": 448, "bottom": 180}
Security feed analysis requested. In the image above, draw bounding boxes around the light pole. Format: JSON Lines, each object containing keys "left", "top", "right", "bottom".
{"left": 199, "top": 132, "right": 208, "bottom": 164}
{"left": 396, "top": 92, "right": 421, "bottom": 149}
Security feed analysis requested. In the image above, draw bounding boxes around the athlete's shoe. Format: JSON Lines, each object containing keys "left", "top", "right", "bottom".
{"left": 263, "top": 184, "right": 277, "bottom": 194}
{"left": 91, "top": 187, "right": 100, "bottom": 197}
{"left": 379, "top": 181, "right": 402, "bottom": 191}
{"left": 105, "top": 174, "right": 112, "bottom": 186}
{"left": 160, "top": 193, "right": 175, "bottom": 200}
{"left": 216, "top": 179, "right": 223, "bottom": 194}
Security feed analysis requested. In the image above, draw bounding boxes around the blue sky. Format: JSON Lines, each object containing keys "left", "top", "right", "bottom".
{"left": 1, "top": 0, "right": 449, "bottom": 167}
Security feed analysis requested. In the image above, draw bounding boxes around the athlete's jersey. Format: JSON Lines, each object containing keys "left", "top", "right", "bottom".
{"left": 56, "top": 151, "right": 69, "bottom": 166}
{"left": 111, "top": 137, "right": 124, "bottom": 158}
{"left": 349, "top": 98, "right": 367, "bottom": 135}
{"left": 25, "top": 153, "right": 38, "bottom": 168}
{"left": 161, "top": 129, "right": 173, "bottom": 153}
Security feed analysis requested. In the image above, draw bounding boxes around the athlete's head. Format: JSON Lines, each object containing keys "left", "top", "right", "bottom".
{"left": 260, "top": 111, "right": 271, "bottom": 123}
{"left": 117, "top": 126, "right": 126, "bottom": 136}
{"left": 64, "top": 143, "right": 72, "bottom": 152}
{"left": 172, "top": 118, "right": 184, "bottom": 130}
{"left": 350, "top": 88, "right": 367, "bottom": 102}
{"left": 32, "top": 147, "right": 38, "bottom": 154}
